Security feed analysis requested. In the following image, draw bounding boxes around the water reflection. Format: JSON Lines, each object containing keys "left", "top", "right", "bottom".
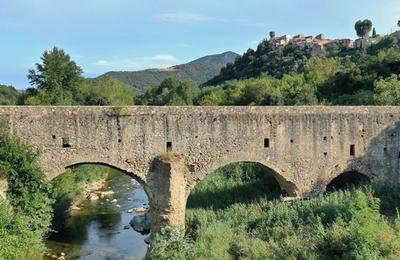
{"left": 46, "top": 169, "right": 149, "bottom": 259}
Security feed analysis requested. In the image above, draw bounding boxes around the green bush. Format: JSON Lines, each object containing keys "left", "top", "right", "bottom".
{"left": 0, "top": 125, "right": 53, "bottom": 259}
{"left": 0, "top": 125, "right": 53, "bottom": 236}
{"left": 0, "top": 199, "right": 46, "bottom": 259}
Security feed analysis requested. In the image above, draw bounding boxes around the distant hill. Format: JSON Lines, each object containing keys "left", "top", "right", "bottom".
{"left": 95, "top": 51, "right": 239, "bottom": 92}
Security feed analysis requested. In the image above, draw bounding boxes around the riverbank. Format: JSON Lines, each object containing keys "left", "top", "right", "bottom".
{"left": 51, "top": 165, "right": 111, "bottom": 228}
{"left": 68, "top": 178, "right": 108, "bottom": 213}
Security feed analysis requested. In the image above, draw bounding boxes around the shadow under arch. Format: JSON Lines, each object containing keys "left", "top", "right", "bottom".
{"left": 197, "top": 159, "right": 298, "bottom": 197}
{"left": 326, "top": 170, "right": 371, "bottom": 192}
{"left": 186, "top": 161, "right": 293, "bottom": 211}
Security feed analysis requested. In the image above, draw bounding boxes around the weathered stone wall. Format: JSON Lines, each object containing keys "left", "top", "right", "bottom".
{"left": 1, "top": 106, "right": 400, "bottom": 232}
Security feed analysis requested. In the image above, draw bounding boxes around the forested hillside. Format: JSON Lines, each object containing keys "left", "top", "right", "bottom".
{"left": 137, "top": 34, "right": 400, "bottom": 106}
{"left": 95, "top": 51, "right": 239, "bottom": 92}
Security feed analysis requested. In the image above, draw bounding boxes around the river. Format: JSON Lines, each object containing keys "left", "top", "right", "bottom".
{"left": 45, "top": 170, "right": 149, "bottom": 259}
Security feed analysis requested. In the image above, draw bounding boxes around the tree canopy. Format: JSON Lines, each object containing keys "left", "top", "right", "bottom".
{"left": 355, "top": 19, "right": 373, "bottom": 38}
{"left": 21, "top": 47, "right": 135, "bottom": 106}
{"left": 28, "top": 47, "right": 83, "bottom": 94}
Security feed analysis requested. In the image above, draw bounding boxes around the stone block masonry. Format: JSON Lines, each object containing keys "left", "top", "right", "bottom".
{"left": 1, "top": 106, "right": 400, "bottom": 232}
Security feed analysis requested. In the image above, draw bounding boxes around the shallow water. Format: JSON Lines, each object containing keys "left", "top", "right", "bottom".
{"left": 45, "top": 171, "right": 149, "bottom": 259}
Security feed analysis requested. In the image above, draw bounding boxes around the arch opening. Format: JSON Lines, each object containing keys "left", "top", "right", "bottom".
{"left": 187, "top": 162, "right": 290, "bottom": 211}
{"left": 326, "top": 171, "right": 371, "bottom": 192}
{"left": 47, "top": 163, "right": 150, "bottom": 258}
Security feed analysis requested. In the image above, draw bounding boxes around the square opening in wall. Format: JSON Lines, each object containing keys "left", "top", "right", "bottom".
{"left": 62, "top": 137, "right": 71, "bottom": 148}
{"left": 264, "top": 138, "right": 270, "bottom": 148}
{"left": 350, "top": 144, "right": 355, "bottom": 156}
{"left": 166, "top": 141, "right": 172, "bottom": 152}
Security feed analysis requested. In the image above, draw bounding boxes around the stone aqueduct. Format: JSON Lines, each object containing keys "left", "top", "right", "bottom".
{"left": 1, "top": 106, "right": 400, "bottom": 233}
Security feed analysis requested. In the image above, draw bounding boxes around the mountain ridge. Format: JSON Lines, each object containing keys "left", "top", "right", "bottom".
{"left": 95, "top": 51, "right": 239, "bottom": 92}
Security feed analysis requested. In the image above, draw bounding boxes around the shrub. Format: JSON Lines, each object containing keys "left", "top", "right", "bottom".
{"left": 0, "top": 124, "right": 53, "bottom": 236}
{"left": 0, "top": 199, "right": 46, "bottom": 259}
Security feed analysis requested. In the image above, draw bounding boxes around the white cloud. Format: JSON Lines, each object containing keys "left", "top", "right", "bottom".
{"left": 87, "top": 54, "right": 180, "bottom": 75}
{"left": 154, "top": 12, "right": 271, "bottom": 28}
{"left": 95, "top": 60, "right": 109, "bottom": 66}
{"left": 155, "top": 12, "right": 218, "bottom": 23}
{"left": 144, "top": 55, "right": 179, "bottom": 63}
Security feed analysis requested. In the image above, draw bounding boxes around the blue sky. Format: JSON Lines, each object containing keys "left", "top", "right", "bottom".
{"left": 1, "top": 0, "right": 399, "bottom": 89}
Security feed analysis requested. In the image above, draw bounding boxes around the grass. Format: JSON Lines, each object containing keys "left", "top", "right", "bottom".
{"left": 148, "top": 163, "right": 400, "bottom": 260}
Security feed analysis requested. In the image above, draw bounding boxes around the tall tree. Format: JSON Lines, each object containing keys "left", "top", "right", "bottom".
{"left": 355, "top": 19, "right": 373, "bottom": 48}
{"left": 355, "top": 19, "right": 373, "bottom": 38}
{"left": 398, "top": 20, "right": 400, "bottom": 28}
{"left": 87, "top": 77, "right": 134, "bottom": 106}
{"left": 372, "top": 27, "right": 377, "bottom": 37}
{"left": 27, "top": 47, "right": 83, "bottom": 94}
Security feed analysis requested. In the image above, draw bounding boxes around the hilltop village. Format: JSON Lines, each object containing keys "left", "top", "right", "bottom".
{"left": 270, "top": 32, "right": 352, "bottom": 55}
{"left": 270, "top": 30, "right": 400, "bottom": 55}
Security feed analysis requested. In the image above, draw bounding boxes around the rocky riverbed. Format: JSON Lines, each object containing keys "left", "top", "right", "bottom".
{"left": 45, "top": 169, "right": 150, "bottom": 259}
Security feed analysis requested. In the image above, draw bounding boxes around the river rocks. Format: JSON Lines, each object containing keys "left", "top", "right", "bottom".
{"left": 127, "top": 207, "right": 149, "bottom": 213}
{"left": 124, "top": 224, "right": 130, "bottom": 230}
{"left": 87, "top": 193, "right": 99, "bottom": 201}
{"left": 70, "top": 204, "right": 81, "bottom": 211}
{"left": 144, "top": 235, "right": 152, "bottom": 244}
{"left": 116, "top": 204, "right": 121, "bottom": 208}
{"left": 111, "top": 199, "right": 118, "bottom": 203}
{"left": 133, "top": 207, "right": 147, "bottom": 213}
{"left": 44, "top": 252, "right": 66, "bottom": 260}
{"left": 98, "top": 190, "right": 115, "bottom": 198}
{"left": 130, "top": 211, "right": 151, "bottom": 234}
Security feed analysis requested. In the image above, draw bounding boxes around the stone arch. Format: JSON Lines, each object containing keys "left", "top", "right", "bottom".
{"left": 326, "top": 171, "right": 371, "bottom": 192}
{"left": 322, "top": 162, "right": 373, "bottom": 193}
{"left": 192, "top": 159, "right": 298, "bottom": 197}
{"left": 52, "top": 161, "right": 154, "bottom": 235}
{"left": 65, "top": 162, "right": 147, "bottom": 187}
{"left": 186, "top": 161, "right": 291, "bottom": 211}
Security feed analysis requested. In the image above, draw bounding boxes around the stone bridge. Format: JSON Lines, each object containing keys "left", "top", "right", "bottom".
{"left": 1, "top": 106, "right": 400, "bottom": 233}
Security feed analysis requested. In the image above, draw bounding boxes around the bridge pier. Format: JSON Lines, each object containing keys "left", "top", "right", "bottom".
{"left": 147, "top": 154, "right": 188, "bottom": 234}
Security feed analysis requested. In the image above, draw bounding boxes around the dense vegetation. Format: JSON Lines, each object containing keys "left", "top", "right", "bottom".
{"left": 148, "top": 163, "right": 400, "bottom": 259}
{"left": 0, "top": 125, "right": 53, "bottom": 259}
{"left": 0, "top": 124, "right": 117, "bottom": 258}
{"left": 135, "top": 35, "right": 400, "bottom": 106}
{"left": 0, "top": 200, "right": 46, "bottom": 259}
{"left": 16, "top": 47, "right": 134, "bottom": 106}
{"left": 0, "top": 85, "right": 21, "bottom": 105}
{"left": 96, "top": 51, "right": 239, "bottom": 92}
